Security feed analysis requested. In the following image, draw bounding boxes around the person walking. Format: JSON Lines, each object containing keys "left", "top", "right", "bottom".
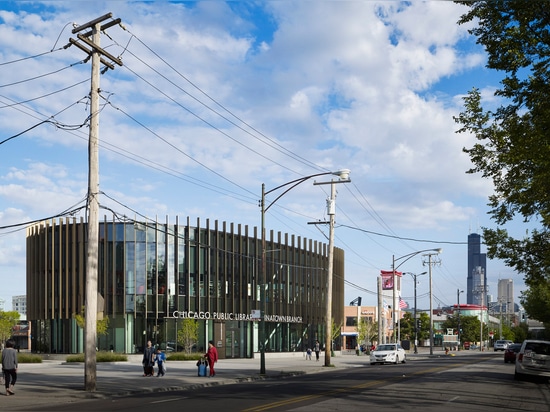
{"left": 2, "top": 339, "right": 18, "bottom": 396}
{"left": 142, "top": 340, "right": 155, "bottom": 377}
{"left": 155, "top": 348, "right": 166, "bottom": 377}
{"left": 205, "top": 340, "right": 218, "bottom": 377}
{"left": 314, "top": 340, "right": 320, "bottom": 361}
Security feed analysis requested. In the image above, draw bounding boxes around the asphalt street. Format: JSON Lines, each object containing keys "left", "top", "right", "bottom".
{"left": 1, "top": 347, "right": 493, "bottom": 411}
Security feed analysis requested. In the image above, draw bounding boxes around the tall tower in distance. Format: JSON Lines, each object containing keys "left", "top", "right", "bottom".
{"left": 498, "top": 278, "right": 514, "bottom": 314}
{"left": 467, "top": 233, "right": 487, "bottom": 305}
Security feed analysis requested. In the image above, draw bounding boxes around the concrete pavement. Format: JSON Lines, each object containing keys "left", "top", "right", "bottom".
{"left": 2, "top": 347, "right": 496, "bottom": 411}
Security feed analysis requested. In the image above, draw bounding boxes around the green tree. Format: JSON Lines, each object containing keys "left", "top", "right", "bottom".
{"left": 356, "top": 317, "right": 377, "bottom": 349}
{"left": 0, "top": 311, "right": 20, "bottom": 345}
{"left": 416, "top": 313, "right": 431, "bottom": 341}
{"left": 73, "top": 307, "right": 109, "bottom": 336}
{"left": 400, "top": 312, "right": 415, "bottom": 341}
{"left": 177, "top": 318, "right": 199, "bottom": 354}
{"left": 442, "top": 315, "right": 487, "bottom": 344}
{"left": 511, "top": 322, "right": 528, "bottom": 342}
{"left": 454, "top": 1, "right": 550, "bottom": 326}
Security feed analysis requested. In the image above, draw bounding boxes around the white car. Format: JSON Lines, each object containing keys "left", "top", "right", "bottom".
{"left": 515, "top": 340, "right": 550, "bottom": 381}
{"left": 370, "top": 343, "right": 406, "bottom": 365}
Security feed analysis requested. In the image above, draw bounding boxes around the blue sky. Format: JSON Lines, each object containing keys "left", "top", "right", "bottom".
{"left": 0, "top": 1, "right": 526, "bottom": 313}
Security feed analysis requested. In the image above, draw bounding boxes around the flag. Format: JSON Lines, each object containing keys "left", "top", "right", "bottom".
{"left": 399, "top": 297, "right": 408, "bottom": 309}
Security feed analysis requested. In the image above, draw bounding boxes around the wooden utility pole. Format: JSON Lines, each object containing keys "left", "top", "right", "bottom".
{"left": 70, "top": 12, "right": 122, "bottom": 392}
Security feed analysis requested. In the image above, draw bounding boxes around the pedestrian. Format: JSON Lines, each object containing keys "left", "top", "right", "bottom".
{"left": 2, "top": 339, "right": 17, "bottom": 396}
{"left": 205, "top": 340, "right": 218, "bottom": 377}
{"left": 314, "top": 340, "right": 320, "bottom": 361}
{"left": 306, "top": 348, "right": 312, "bottom": 360}
{"left": 142, "top": 340, "right": 155, "bottom": 377}
{"left": 155, "top": 348, "right": 166, "bottom": 377}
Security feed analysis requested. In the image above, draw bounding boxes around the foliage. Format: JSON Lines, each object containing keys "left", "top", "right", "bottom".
{"left": 331, "top": 319, "right": 343, "bottom": 341}
{"left": 0, "top": 311, "right": 20, "bottom": 344}
{"left": 66, "top": 351, "right": 128, "bottom": 362}
{"left": 356, "top": 317, "right": 377, "bottom": 346}
{"left": 177, "top": 318, "right": 199, "bottom": 354}
{"left": 442, "top": 315, "right": 488, "bottom": 343}
{"left": 166, "top": 352, "right": 203, "bottom": 361}
{"left": 511, "top": 322, "right": 528, "bottom": 343}
{"left": 454, "top": 1, "right": 550, "bottom": 325}
{"left": 73, "top": 306, "right": 110, "bottom": 336}
{"left": 17, "top": 353, "right": 42, "bottom": 363}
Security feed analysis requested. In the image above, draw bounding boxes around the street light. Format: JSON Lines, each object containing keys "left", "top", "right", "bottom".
{"left": 404, "top": 271, "right": 427, "bottom": 353}
{"left": 391, "top": 249, "right": 442, "bottom": 344}
{"left": 260, "top": 169, "right": 350, "bottom": 374}
{"left": 457, "top": 289, "right": 464, "bottom": 350}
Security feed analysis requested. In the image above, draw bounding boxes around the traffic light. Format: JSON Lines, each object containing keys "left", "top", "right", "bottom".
{"left": 416, "top": 319, "right": 422, "bottom": 330}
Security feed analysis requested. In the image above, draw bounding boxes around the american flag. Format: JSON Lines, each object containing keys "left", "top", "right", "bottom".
{"left": 399, "top": 297, "right": 408, "bottom": 309}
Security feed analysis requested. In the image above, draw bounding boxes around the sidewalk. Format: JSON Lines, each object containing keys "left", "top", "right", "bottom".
{"left": 2, "top": 347, "right": 494, "bottom": 411}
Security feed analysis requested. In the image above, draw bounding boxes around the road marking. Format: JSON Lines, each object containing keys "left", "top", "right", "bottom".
{"left": 150, "top": 397, "right": 188, "bottom": 404}
{"left": 241, "top": 381, "right": 386, "bottom": 411}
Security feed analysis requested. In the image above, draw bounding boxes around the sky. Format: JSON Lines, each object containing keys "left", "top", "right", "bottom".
{"left": 0, "top": 1, "right": 529, "bottom": 314}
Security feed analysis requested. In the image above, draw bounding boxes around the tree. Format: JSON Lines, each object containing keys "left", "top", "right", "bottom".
{"left": 0, "top": 311, "right": 20, "bottom": 345}
{"left": 454, "top": 1, "right": 550, "bottom": 325}
{"left": 356, "top": 317, "right": 377, "bottom": 348}
{"left": 177, "top": 318, "right": 199, "bottom": 354}
{"left": 416, "top": 313, "right": 431, "bottom": 342}
{"left": 400, "top": 312, "right": 414, "bottom": 340}
{"left": 442, "top": 315, "right": 486, "bottom": 344}
{"left": 73, "top": 307, "right": 109, "bottom": 337}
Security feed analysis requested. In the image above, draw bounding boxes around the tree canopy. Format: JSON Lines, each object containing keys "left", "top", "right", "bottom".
{"left": 454, "top": 1, "right": 550, "bottom": 324}
{"left": 0, "top": 311, "right": 20, "bottom": 345}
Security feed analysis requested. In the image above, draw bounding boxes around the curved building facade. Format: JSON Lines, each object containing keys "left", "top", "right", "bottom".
{"left": 26, "top": 216, "right": 344, "bottom": 357}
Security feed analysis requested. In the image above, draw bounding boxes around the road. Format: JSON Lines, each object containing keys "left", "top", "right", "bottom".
{"left": 32, "top": 354, "right": 550, "bottom": 411}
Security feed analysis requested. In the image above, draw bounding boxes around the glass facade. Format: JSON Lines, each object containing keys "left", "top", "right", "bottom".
{"left": 26, "top": 216, "right": 345, "bottom": 357}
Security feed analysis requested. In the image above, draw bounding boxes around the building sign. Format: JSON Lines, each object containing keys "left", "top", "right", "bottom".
{"left": 171, "top": 311, "right": 303, "bottom": 323}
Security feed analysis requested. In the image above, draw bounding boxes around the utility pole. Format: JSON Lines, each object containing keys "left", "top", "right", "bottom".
{"left": 69, "top": 12, "right": 122, "bottom": 392}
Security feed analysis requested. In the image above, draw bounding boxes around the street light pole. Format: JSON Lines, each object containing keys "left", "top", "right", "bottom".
{"left": 325, "top": 180, "right": 336, "bottom": 367}
{"left": 391, "top": 249, "right": 441, "bottom": 346}
{"left": 457, "top": 289, "right": 464, "bottom": 350}
{"left": 259, "top": 169, "right": 350, "bottom": 374}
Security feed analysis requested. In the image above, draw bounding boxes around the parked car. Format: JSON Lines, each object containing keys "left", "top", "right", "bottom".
{"left": 504, "top": 343, "right": 522, "bottom": 363}
{"left": 370, "top": 343, "right": 406, "bottom": 365}
{"left": 494, "top": 340, "right": 510, "bottom": 351}
{"left": 515, "top": 340, "right": 550, "bottom": 381}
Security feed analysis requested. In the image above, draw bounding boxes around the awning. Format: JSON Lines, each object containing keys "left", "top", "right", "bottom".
{"left": 341, "top": 332, "right": 358, "bottom": 336}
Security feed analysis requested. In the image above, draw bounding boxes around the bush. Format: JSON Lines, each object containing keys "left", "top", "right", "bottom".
{"left": 66, "top": 351, "right": 128, "bottom": 363}
{"left": 18, "top": 353, "right": 42, "bottom": 363}
{"left": 166, "top": 352, "right": 203, "bottom": 361}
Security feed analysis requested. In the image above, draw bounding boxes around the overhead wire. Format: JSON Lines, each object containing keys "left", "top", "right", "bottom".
{"left": 116, "top": 29, "right": 325, "bottom": 173}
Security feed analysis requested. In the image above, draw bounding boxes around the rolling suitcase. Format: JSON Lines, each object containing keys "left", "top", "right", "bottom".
{"left": 197, "top": 358, "right": 207, "bottom": 377}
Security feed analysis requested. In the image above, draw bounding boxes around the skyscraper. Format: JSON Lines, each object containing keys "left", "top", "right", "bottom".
{"left": 467, "top": 233, "right": 487, "bottom": 305}
{"left": 498, "top": 278, "right": 514, "bottom": 314}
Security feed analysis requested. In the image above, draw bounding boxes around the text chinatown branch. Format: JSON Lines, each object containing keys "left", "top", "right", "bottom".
{"left": 171, "top": 311, "right": 303, "bottom": 323}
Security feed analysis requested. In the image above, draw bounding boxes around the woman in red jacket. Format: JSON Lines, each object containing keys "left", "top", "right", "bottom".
{"left": 205, "top": 340, "right": 218, "bottom": 377}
